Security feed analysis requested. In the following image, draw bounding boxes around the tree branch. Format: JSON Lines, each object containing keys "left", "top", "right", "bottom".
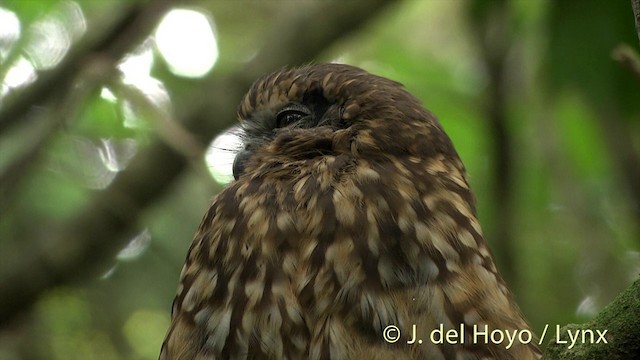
{"left": 0, "top": 0, "right": 174, "bottom": 134}
{"left": 0, "top": 58, "right": 116, "bottom": 208}
{"left": 542, "top": 278, "right": 640, "bottom": 359}
{"left": 0, "top": 0, "right": 175, "bottom": 208}
{"left": 0, "top": 0, "right": 396, "bottom": 326}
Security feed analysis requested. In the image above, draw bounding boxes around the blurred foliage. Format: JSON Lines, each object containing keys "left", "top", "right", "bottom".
{"left": 0, "top": 0, "right": 639, "bottom": 358}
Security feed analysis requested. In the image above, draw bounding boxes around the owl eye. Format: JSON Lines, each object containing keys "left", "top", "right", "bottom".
{"left": 276, "top": 105, "right": 310, "bottom": 128}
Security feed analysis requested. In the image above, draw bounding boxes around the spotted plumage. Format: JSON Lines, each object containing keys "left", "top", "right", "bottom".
{"left": 160, "top": 64, "right": 541, "bottom": 359}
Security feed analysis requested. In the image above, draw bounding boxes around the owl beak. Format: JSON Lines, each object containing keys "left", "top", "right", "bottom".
{"left": 232, "top": 149, "right": 252, "bottom": 180}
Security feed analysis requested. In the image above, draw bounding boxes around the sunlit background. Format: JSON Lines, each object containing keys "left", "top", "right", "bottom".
{"left": 0, "top": 0, "right": 639, "bottom": 359}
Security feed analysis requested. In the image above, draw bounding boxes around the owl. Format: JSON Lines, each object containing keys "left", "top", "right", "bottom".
{"left": 160, "top": 64, "right": 541, "bottom": 359}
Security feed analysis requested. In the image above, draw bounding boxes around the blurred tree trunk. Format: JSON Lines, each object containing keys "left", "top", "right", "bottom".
{"left": 467, "top": 0, "right": 519, "bottom": 291}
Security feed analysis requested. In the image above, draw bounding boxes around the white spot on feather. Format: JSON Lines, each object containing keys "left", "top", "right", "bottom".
{"left": 205, "top": 309, "right": 232, "bottom": 352}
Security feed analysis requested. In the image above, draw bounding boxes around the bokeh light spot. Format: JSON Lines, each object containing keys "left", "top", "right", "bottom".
{"left": 205, "top": 128, "right": 242, "bottom": 184}
{"left": 0, "top": 7, "right": 21, "bottom": 61}
{"left": 155, "top": 8, "right": 218, "bottom": 78}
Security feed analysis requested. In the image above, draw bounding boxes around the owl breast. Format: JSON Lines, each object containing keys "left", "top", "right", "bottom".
{"left": 208, "top": 153, "right": 463, "bottom": 358}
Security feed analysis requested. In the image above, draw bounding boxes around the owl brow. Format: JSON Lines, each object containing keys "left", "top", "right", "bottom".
{"left": 239, "top": 115, "right": 276, "bottom": 146}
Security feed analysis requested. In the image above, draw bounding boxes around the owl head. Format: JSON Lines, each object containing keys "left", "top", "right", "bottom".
{"left": 232, "top": 64, "right": 462, "bottom": 181}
